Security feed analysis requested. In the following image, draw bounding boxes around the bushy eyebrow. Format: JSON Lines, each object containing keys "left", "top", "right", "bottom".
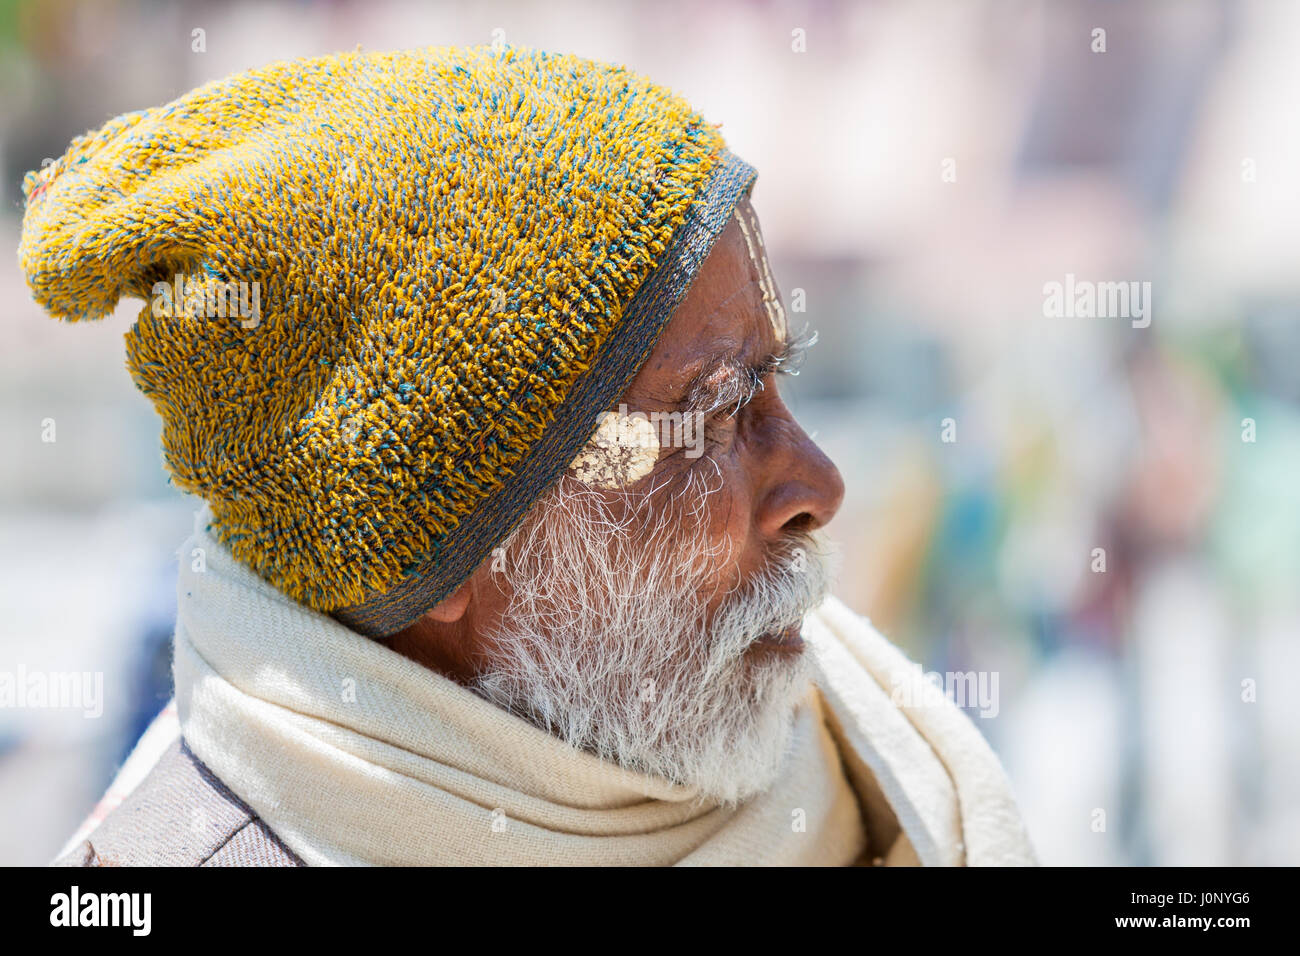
{"left": 682, "top": 326, "right": 816, "bottom": 418}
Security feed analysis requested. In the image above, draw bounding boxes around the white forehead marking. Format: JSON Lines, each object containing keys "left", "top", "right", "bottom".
{"left": 732, "top": 204, "right": 787, "bottom": 346}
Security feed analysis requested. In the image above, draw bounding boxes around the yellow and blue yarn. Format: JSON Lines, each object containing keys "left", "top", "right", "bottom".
{"left": 19, "top": 45, "right": 757, "bottom": 637}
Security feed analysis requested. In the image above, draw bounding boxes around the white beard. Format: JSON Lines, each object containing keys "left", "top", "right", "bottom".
{"left": 471, "top": 469, "right": 837, "bottom": 806}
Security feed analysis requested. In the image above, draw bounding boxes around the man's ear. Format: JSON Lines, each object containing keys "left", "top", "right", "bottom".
{"left": 425, "top": 578, "right": 474, "bottom": 623}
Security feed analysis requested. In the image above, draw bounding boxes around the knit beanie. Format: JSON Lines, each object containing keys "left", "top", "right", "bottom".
{"left": 18, "top": 45, "right": 757, "bottom": 637}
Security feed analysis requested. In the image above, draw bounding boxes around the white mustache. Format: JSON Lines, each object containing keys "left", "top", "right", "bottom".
{"left": 708, "top": 533, "right": 837, "bottom": 651}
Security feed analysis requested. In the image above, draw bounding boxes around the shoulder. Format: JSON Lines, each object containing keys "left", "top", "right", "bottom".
{"left": 52, "top": 738, "right": 303, "bottom": 867}
{"left": 805, "top": 594, "right": 900, "bottom": 667}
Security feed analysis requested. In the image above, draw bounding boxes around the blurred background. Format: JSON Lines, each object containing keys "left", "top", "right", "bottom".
{"left": 2, "top": 0, "right": 1297, "bottom": 865}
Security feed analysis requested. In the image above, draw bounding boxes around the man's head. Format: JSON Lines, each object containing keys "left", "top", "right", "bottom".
{"left": 20, "top": 45, "right": 844, "bottom": 803}
{"left": 387, "top": 197, "right": 845, "bottom": 803}
{"left": 18, "top": 45, "right": 744, "bottom": 624}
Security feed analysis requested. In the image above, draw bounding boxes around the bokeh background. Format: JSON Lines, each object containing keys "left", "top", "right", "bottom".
{"left": 2, "top": 0, "right": 1297, "bottom": 865}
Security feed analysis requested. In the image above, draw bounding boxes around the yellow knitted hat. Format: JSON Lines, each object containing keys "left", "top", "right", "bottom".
{"left": 18, "top": 45, "right": 757, "bottom": 636}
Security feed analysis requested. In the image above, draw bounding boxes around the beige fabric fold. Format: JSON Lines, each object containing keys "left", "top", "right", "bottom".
{"left": 173, "top": 507, "right": 1036, "bottom": 866}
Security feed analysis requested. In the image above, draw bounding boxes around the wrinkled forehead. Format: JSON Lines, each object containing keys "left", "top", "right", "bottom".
{"left": 642, "top": 197, "right": 788, "bottom": 378}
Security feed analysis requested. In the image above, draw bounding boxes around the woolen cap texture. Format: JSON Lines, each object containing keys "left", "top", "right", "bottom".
{"left": 19, "top": 45, "right": 757, "bottom": 636}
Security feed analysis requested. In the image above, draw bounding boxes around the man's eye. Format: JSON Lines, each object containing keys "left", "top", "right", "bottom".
{"left": 709, "top": 395, "right": 754, "bottom": 430}
{"left": 715, "top": 395, "right": 751, "bottom": 422}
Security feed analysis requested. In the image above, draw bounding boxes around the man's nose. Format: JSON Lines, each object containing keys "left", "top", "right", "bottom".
{"left": 754, "top": 405, "right": 845, "bottom": 538}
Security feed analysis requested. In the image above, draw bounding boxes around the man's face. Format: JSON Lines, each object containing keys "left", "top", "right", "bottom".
{"left": 600, "top": 196, "right": 845, "bottom": 634}
{"left": 390, "top": 197, "right": 845, "bottom": 803}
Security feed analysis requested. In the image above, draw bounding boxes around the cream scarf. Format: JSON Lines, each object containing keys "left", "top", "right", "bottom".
{"left": 172, "top": 508, "right": 1037, "bottom": 866}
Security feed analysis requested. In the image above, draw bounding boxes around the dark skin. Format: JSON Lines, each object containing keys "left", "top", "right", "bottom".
{"left": 385, "top": 198, "right": 845, "bottom": 683}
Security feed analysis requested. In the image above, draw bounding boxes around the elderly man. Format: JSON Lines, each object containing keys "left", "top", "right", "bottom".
{"left": 21, "top": 45, "right": 1035, "bottom": 866}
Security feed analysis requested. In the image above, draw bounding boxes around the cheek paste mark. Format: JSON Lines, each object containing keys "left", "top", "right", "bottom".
{"left": 569, "top": 407, "right": 661, "bottom": 489}
{"left": 732, "top": 205, "right": 787, "bottom": 347}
